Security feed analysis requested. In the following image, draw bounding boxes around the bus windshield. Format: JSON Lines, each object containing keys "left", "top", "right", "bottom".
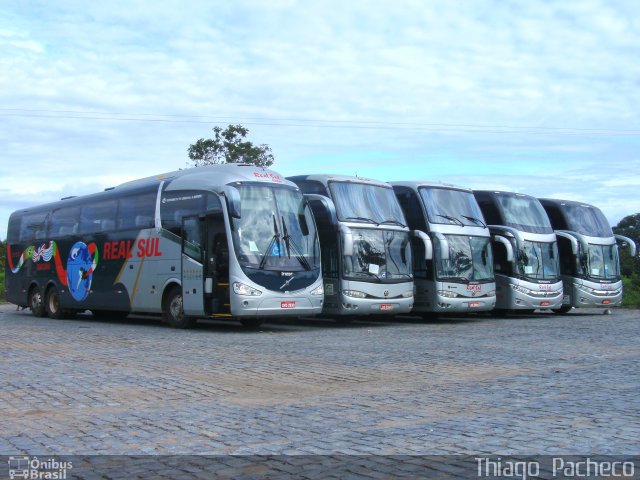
{"left": 329, "top": 182, "right": 406, "bottom": 226}
{"left": 420, "top": 187, "right": 486, "bottom": 227}
{"left": 435, "top": 235, "right": 493, "bottom": 282}
{"left": 344, "top": 228, "right": 412, "bottom": 282}
{"left": 516, "top": 241, "right": 559, "bottom": 280}
{"left": 585, "top": 244, "right": 619, "bottom": 279}
{"left": 232, "top": 185, "right": 320, "bottom": 271}
{"left": 497, "top": 193, "right": 553, "bottom": 234}
{"left": 563, "top": 204, "right": 613, "bottom": 237}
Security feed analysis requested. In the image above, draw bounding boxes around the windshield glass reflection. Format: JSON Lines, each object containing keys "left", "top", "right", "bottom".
{"left": 435, "top": 235, "right": 493, "bottom": 282}
{"left": 329, "top": 182, "right": 406, "bottom": 226}
{"left": 516, "top": 241, "right": 560, "bottom": 280}
{"left": 343, "top": 228, "right": 412, "bottom": 282}
{"left": 420, "top": 187, "right": 486, "bottom": 227}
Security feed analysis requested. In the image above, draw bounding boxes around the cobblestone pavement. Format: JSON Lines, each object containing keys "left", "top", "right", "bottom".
{"left": 0, "top": 304, "right": 638, "bottom": 461}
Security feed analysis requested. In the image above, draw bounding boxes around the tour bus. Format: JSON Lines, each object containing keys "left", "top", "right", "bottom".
{"left": 539, "top": 198, "right": 636, "bottom": 313}
{"left": 391, "top": 182, "right": 496, "bottom": 315}
{"left": 473, "top": 190, "right": 563, "bottom": 312}
{"left": 287, "top": 174, "right": 416, "bottom": 317}
{"left": 5, "top": 164, "right": 324, "bottom": 328}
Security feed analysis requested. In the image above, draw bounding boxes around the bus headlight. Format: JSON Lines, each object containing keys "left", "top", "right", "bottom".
{"left": 438, "top": 290, "right": 459, "bottom": 298}
{"left": 343, "top": 290, "right": 367, "bottom": 298}
{"left": 233, "top": 282, "right": 262, "bottom": 296}
{"left": 401, "top": 290, "right": 414, "bottom": 298}
{"left": 311, "top": 284, "right": 324, "bottom": 296}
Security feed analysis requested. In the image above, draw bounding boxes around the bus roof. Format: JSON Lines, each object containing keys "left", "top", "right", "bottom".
{"left": 287, "top": 173, "right": 391, "bottom": 188}
{"left": 390, "top": 181, "right": 472, "bottom": 192}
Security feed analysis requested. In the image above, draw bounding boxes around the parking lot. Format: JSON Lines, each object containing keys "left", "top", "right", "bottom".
{"left": 1, "top": 304, "right": 638, "bottom": 463}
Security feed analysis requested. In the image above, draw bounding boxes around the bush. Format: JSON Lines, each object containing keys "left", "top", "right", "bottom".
{"left": 622, "top": 275, "right": 640, "bottom": 307}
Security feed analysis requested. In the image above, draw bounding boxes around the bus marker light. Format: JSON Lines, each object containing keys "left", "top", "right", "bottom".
{"left": 281, "top": 301, "right": 296, "bottom": 309}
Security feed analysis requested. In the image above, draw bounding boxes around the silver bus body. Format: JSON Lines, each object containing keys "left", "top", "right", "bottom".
{"left": 392, "top": 181, "right": 496, "bottom": 314}
{"left": 474, "top": 191, "right": 563, "bottom": 311}
{"left": 540, "top": 198, "right": 636, "bottom": 311}
{"left": 287, "top": 174, "right": 414, "bottom": 316}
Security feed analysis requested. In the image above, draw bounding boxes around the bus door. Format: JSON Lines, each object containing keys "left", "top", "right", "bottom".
{"left": 204, "top": 213, "right": 230, "bottom": 316}
{"left": 181, "top": 216, "right": 204, "bottom": 316}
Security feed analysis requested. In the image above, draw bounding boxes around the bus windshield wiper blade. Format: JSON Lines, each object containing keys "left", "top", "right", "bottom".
{"left": 380, "top": 218, "right": 406, "bottom": 228}
{"left": 436, "top": 214, "right": 464, "bottom": 227}
{"left": 344, "top": 216, "right": 379, "bottom": 225}
{"left": 258, "top": 215, "right": 281, "bottom": 270}
{"left": 281, "top": 215, "right": 311, "bottom": 270}
{"left": 461, "top": 215, "right": 487, "bottom": 228}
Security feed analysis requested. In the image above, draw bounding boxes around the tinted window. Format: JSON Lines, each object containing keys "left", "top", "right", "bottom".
{"left": 50, "top": 207, "right": 81, "bottom": 237}
{"left": 393, "top": 187, "right": 427, "bottom": 231}
{"left": 7, "top": 216, "right": 20, "bottom": 243}
{"left": 296, "top": 180, "right": 328, "bottom": 196}
{"left": 19, "top": 211, "right": 48, "bottom": 242}
{"left": 118, "top": 192, "right": 156, "bottom": 230}
{"left": 161, "top": 191, "right": 221, "bottom": 236}
{"left": 80, "top": 199, "right": 118, "bottom": 234}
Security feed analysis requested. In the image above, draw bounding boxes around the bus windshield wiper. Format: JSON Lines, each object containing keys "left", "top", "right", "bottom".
{"left": 436, "top": 214, "right": 464, "bottom": 227}
{"left": 258, "top": 215, "right": 281, "bottom": 270}
{"left": 380, "top": 218, "right": 406, "bottom": 228}
{"left": 281, "top": 216, "right": 311, "bottom": 270}
{"left": 461, "top": 215, "right": 487, "bottom": 228}
{"left": 344, "top": 216, "right": 379, "bottom": 225}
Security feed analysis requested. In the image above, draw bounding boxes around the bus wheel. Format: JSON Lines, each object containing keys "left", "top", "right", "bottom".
{"left": 28, "top": 287, "right": 47, "bottom": 318}
{"left": 240, "top": 318, "right": 263, "bottom": 329}
{"left": 553, "top": 306, "right": 573, "bottom": 314}
{"left": 163, "top": 287, "right": 195, "bottom": 329}
{"left": 45, "top": 287, "right": 65, "bottom": 320}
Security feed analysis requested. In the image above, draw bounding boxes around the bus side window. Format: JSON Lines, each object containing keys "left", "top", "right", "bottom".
{"left": 49, "top": 207, "right": 80, "bottom": 238}
{"left": 182, "top": 217, "right": 203, "bottom": 262}
{"left": 80, "top": 199, "right": 117, "bottom": 234}
{"left": 18, "top": 212, "right": 49, "bottom": 242}
{"left": 7, "top": 216, "right": 20, "bottom": 243}
{"left": 117, "top": 192, "right": 156, "bottom": 230}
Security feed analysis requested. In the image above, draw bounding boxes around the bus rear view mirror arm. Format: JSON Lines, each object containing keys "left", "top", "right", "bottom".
{"left": 340, "top": 224, "right": 354, "bottom": 256}
{"left": 411, "top": 230, "right": 432, "bottom": 260}
{"left": 615, "top": 234, "right": 637, "bottom": 257}
{"left": 493, "top": 234, "right": 514, "bottom": 263}
{"left": 488, "top": 225, "right": 524, "bottom": 246}
{"left": 434, "top": 232, "right": 449, "bottom": 260}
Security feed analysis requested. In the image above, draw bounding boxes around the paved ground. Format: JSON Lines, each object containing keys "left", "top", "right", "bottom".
{"left": 0, "top": 304, "right": 638, "bottom": 476}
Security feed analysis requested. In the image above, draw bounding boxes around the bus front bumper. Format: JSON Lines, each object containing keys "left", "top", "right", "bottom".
{"left": 566, "top": 284, "right": 623, "bottom": 308}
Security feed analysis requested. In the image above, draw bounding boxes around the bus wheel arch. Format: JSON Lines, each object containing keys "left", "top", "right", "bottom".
{"left": 28, "top": 283, "right": 46, "bottom": 318}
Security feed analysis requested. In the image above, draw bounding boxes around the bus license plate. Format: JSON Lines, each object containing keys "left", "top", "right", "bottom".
{"left": 380, "top": 304, "right": 393, "bottom": 311}
{"left": 540, "top": 301, "right": 550, "bottom": 307}
{"left": 281, "top": 301, "right": 296, "bottom": 309}
{"left": 469, "top": 301, "right": 480, "bottom": 308}
{"left": 602, "top": 299, "right": 612, "bottom": 305}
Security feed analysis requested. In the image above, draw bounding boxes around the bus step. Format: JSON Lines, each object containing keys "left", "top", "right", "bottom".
{"left": 210, "top": 313, "right": 233, "bottom": 318}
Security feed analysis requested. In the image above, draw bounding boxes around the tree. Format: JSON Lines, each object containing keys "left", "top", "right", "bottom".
{"left": 188, "top": 124, "right": 274, "bottom": 168}
{"left": 613, "top": 213, "right": 640, "bottom": 277}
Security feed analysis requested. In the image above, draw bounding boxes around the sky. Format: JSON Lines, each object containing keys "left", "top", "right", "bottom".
{"left": 1, "top": 0, "right": 639, "bottom": 239}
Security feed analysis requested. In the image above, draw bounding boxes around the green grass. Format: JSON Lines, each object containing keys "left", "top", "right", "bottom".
{"left": 622, "top": 275, "right": 640, "bottom": 307}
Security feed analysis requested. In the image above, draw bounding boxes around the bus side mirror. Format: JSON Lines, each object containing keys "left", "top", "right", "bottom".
{"left": 434, "top": 233, "right": 449, "bottom": 260}
{"left": 304, "top": 194, "right": 338, "bottom": 228}
{"left": 221, "top": 186, "right": 241, "bottom": 219}
{"left": 493, "top": 235, "right": 514, "bottom": 263}
{"left": 340, "top": 224, "right": 353, "bottom": 256}
{"left": 411, "top": 230, "right": 432, "bottom": 260}
{"left": 615, "top": 234, "right": 637, "bottom": 257}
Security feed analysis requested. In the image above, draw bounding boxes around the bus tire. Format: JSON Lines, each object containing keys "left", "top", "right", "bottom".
{"left": 45, "top": 287, "right": 65, "bottom": 320}
{"left": 163, "top": 287, "right": 195, "bottom": 329}
{"left": 28, "top": 286, "right": 47, "bottom": 318}
{"left": 240, "top": 318, "right": 263, "bottom": 329}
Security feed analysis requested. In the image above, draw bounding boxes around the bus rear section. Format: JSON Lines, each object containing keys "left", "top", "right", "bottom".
{"left": 474, "top": 190, "right": 563, "bottom": 312}
{"left": 392, "top": 182, "right": 496, "bottom": 316}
